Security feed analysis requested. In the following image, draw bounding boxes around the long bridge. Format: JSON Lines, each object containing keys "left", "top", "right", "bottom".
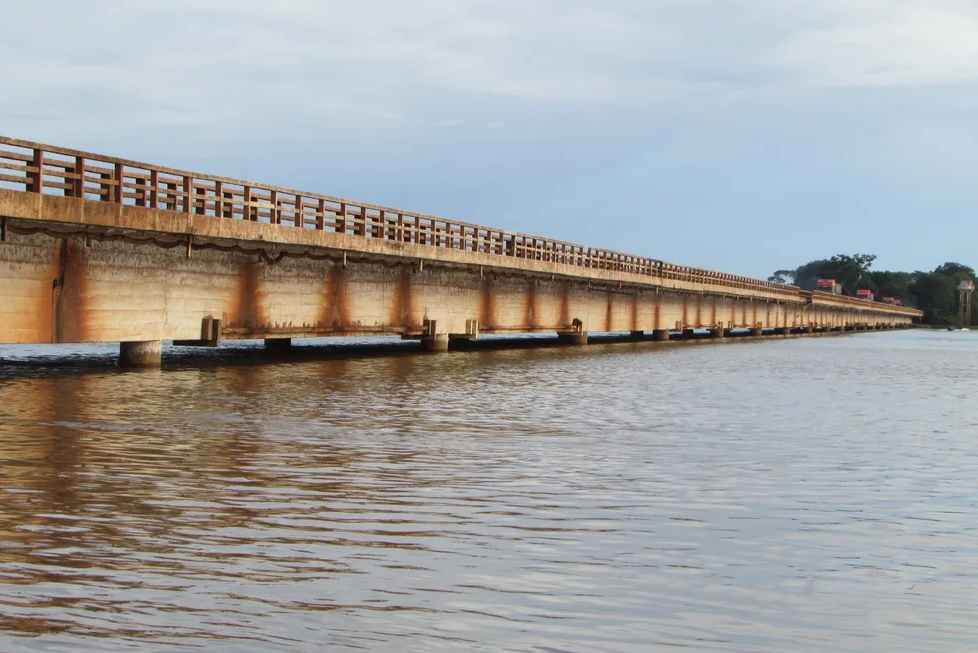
{"left": 0, "top": 136, "right": 921, "bottom": 366}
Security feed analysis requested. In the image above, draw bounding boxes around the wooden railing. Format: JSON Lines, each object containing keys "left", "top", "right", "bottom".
{"left": 0, "top": 135, "right": 915, "bottom": 313}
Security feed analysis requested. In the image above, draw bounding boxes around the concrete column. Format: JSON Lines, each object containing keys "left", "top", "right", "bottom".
{"left": 652, "top": 329, "right": 670, "bottom": 341}
{"left": 264, "top": 338, "right": 292, "bottom": 354}
{"left": 120, "top": 340, "right": 162, "bottom": 368}
{"left": 710, "top": 328, "right": 725, "bottom": 339}
{"left": 750, "top": 327, "right": 763, "bottom": 336}
{"left": 420, "top": 334, "right": 450, "bottom": 352}
{"left": 556, "top": 331, "right": 588, "bottom": 346}
{"left": 805, "top": 325, "right": 815, "bottom": 334}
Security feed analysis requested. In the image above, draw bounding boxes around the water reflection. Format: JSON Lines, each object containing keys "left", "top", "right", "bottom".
{"left": 1, "top": 331, "right": 978, "bottom": 651}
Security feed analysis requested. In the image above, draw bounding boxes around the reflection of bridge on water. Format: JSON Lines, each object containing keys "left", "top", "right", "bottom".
{"left": 0, "top": 136, "right": 920, "bottom": 366}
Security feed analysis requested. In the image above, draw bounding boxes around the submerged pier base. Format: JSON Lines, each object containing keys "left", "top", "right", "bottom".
{"left": 119, "top": 340, "right": 162, "bottom": 368}
{"left": 557, "top": 331, "right": 589, "bottom": 346}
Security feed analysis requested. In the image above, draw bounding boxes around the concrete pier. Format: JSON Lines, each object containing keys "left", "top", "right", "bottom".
{"left": 557, "top": 332, "right": 589, "bottom": 346}
{"left": 420, "top": 334, "right": 450, "bottom": 352}
{"left": 652, "top": 330, "right": 670, "bottom": 342}
{"left": 119, "top": 340, "right": 162, "bottom": 368}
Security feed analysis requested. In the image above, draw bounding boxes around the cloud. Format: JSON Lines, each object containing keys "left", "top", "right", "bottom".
{"left": 3, "top": 0, "right": 977, "bottom": 146}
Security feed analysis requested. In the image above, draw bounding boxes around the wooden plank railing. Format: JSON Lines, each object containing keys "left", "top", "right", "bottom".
{"left": 0, "top": 135, "right": 918, "bottom": 313}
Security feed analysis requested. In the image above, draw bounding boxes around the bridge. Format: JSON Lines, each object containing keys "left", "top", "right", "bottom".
{"left": 0, "top": 136, "right": 921, "bottom": 366}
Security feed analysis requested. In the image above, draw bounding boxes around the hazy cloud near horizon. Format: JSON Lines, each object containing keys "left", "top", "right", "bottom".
{"left": 2, "top": 1, "right": 976, "bottom": 276}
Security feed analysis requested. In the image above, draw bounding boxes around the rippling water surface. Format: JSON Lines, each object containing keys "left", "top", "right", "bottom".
{"left": 1, "top": 330, "right": 977, "bottom": 652}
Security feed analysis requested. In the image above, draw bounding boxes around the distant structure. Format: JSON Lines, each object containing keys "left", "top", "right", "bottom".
{"left": 959, "top": 280, "right": 975, "bottom": 326}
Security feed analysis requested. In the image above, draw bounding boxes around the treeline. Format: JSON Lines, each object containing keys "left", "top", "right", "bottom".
{"left": 768, "top": 254, "right": 977, "bottom": 326}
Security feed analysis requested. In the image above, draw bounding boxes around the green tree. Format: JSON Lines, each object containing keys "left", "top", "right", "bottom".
{"left": 781, "top": 253, "right": 877, "bottom": 295}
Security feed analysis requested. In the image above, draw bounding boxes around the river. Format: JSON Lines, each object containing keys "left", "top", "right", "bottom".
{"left": 0, "top": 330, "right": 976, "bottom": 652}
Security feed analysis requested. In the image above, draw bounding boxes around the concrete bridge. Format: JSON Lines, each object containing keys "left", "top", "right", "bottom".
{"left": 0, "top": 136, "right": 921, "bottom": 366}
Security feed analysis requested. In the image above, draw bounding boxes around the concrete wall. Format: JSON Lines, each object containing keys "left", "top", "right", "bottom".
{"left": 0, "top": 229, "right": 915, "bottom": 345}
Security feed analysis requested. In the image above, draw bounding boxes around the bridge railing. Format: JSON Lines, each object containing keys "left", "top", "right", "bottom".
{"left": 0, "top": 136, "right": 908, "bottom": 310}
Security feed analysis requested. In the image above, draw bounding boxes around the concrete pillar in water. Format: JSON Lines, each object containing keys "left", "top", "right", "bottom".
{"left": 556, "top": 331, "right": 588, "bottom": 346}
{"left": 750, "top": 327, "right": 763, "bottom": 336}
{"left": 420, "top": 334, "right": 450, "bottom": 352}
{"left": 652, "top": 329, "right": 670, "bottom": 342}
{"left": 805, "top": 325, "right": 815, "bottom": 334}
{"left": 119, "top": 340, "right": 162, "bottom": 368}
{"left": 264, "top": 338, "right": 292, "bottom": 354}
{"left": 711, "top": 328, "right": 725, "bottom": 339}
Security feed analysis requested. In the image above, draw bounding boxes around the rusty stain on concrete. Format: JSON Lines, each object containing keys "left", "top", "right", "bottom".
{"left": 558, "top": 283, "right": 570, "bottom": 328}
{"left": 480, "top": 277, "right": 497, "bottom": 330}
{"left": 53, "top": 238, "right": 88, "bottom": 343}
{"left": 390, "top": 267, "right": 415, "bottom": 329}
{"left": 523, "top": 279, "right": 538, "bottom": 329}
{"left": 631, "top": 292, "right": 639, "bottom": 332}
{"left": 320, "top": 265, "right": 351, "bottom": 330}
{"left": 231, "top": 260, "right": 264, "bottom": 333}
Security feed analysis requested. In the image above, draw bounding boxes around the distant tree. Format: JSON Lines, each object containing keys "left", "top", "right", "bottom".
{"left": 767, "top": 269, "right": 796, "bottom": 284}
{"left": 771, "top": 256, "right": 977, "bottom": 325}
{"left": 788, "top": 253, "right": 876, "bottom": 294}
{"left": 868, "top": 270, "right": 916, "bottom": 305}
{"left": 910, "top": 271, "right": 957, "bottom": 325}
{"left": 934, "top": 262, "right": 976, "bottom": 279}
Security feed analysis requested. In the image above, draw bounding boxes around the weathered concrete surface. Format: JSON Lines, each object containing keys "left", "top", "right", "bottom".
{"left": 0, "top": 228, "right": 915, "bottom": 346}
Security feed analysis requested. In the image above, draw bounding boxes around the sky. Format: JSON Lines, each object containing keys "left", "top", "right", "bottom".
{"left": 2, "top": 0, "right": 977, "bottom": 279}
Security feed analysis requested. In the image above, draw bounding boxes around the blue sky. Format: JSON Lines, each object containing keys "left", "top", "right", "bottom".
{"left": 2, "top": 0, "right": 977, "bottom": 278}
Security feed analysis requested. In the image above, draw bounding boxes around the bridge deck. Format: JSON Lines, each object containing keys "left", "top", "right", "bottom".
{"left": 0, "top": 135, "right": 919, "bottom": 318}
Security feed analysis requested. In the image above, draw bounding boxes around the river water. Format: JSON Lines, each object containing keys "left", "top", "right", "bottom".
{"left": 0, "top": 330, "right": 976, "bottom": 652}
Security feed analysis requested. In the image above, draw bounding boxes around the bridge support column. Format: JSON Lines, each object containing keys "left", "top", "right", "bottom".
{"left": 750, "top": 327, "right": 763, "bottom": 337}
{"left": 120, "top": 340, "right": 162, "bottom": 368}
{"left": 710, "top": 327, "right": 724, "bottom": 339}
{"left": 264, "top": 338, "right": 292, "bottom": 354}
{"left": 557, "top": 331, "right": 588, "bottom": 346}
{"left": 805, "top": 325, "right": 815, "bottom": 334}
{"left": 652, "top": 329, "right": 670, "bottom": 342}
{"left": 420, "top": 334, "right": 450, "bottom": 352}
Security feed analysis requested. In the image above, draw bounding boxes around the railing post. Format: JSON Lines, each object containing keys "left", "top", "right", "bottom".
{"left": 28, "top": 148, "right": 44, "bottom": 193}
{"left": 149, "top": 170, "right": 158, "bottom": 209}
{"left": 295, "top": 194, "right": 303, "bottom": 227}
{"left": 397, "top": 213, "right": 404, "bottom": 241}
{"left": 114, "top": 163, "right": 124, "bottom": 203}
{"left": 215, "top": 181, "right": 224, "bottom": 217}
{"left": 270, "top": 190, "right": 279, "bottom": 224}
{"left": 183, "top": 176, "right": 192, "bottom": 213}
{"left": 337, "top": 202, "right": 347, "bottom": 233}
{"left": 317, "top": 198, "right": 325, "bottom": 230}
{"left": 73, "top": 156, "right": 86, "bottom": 198}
